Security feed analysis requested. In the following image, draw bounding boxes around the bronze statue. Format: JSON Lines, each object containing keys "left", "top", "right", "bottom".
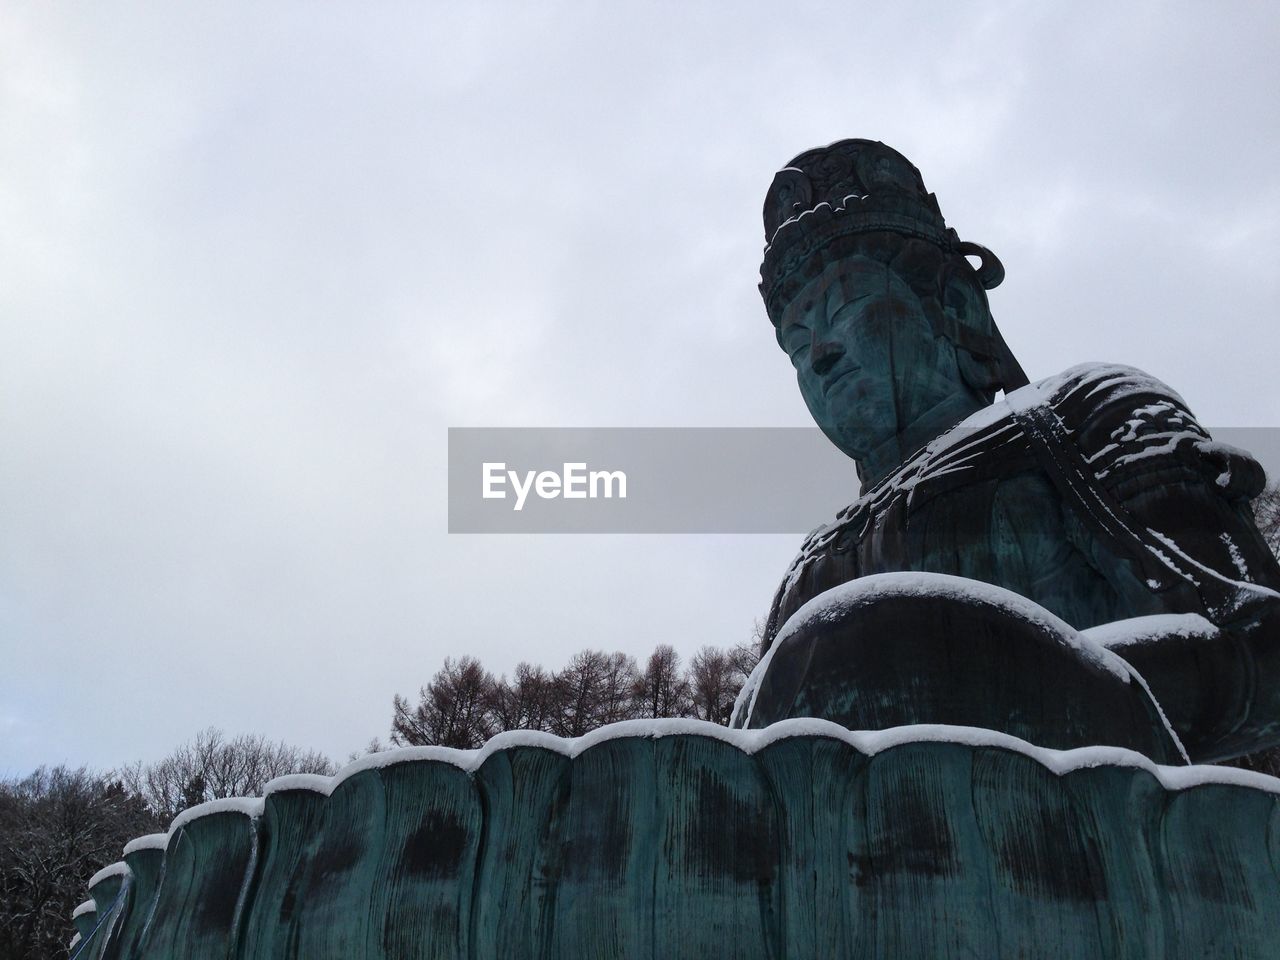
{"left": 68, "top": 138, "right": 1280, "bottom": 960}
{"left": 740, "top": 139, "right": 1280, "bottom": 763}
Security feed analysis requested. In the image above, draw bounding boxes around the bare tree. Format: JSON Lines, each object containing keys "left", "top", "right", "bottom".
{"left": 120, "top": 727, "right": 334, "bottom": 825}
{"left": 391, "top": 656, "right": 497, "bottom": 748}
{"left": 391, "top": 640, "right": 759, "bottom": 746}
{"left": 0, "top": 767, "right": 156, "bottom": 960}
{"left": 688, "top": 646, "right": 737, "bottom": 724}
{"left": 490, "top": 662, "right": 557, "bottom": 732}
{"left": 550, "top": 649, "right": 611, "bottom": 738}
{"left": 1253, "top": 479, "right": 1280, "bottom": 557}
{"left": 345, "top": 738, "right": 391, "bottom": 763}
{"left": 730, "top": 633, "right": 763, "bottom": 685}
{"left": 634, "top": 644, "right": 692, "bottom": 719}
{"left": 595, "top": 651, "right": 642, "bottom": 726}
{"left": 548, "top": 649, "right": 641, "bottom": 737}
{"left": 687, "top": 638, "right": 761, "bottom": 725}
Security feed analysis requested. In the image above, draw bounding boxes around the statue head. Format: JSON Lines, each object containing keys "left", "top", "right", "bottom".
{"left": 760, "top": 140, "right": 1027, "bottom": 487}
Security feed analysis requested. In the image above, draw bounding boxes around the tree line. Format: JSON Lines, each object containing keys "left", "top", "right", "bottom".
{"left": 0, "top": 729, "right": 334, "bottom": 960}
{"left": 117, "top": 727, "right": 335, "bottom": 826}
{"left": 390, "top": 641, "right": 761, "bottom": 749}
{"left": 0, "top": 767, "right": 154, "bottom": 960}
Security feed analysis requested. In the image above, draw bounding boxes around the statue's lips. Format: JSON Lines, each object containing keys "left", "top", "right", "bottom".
{"left": 822, "top": 365, "right": 860, "bottom": 397}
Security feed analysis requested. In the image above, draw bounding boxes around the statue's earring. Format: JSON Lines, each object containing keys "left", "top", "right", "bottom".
{"left": 954, "top": 241, "right": 1004, "bottom": 290}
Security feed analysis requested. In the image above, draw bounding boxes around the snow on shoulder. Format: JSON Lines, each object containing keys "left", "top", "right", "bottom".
{"left": 72, "top": 899, "right": 96, "bottom": 919}
{"left": 1085, "top": 613, "right": 1218, "bottom": 650}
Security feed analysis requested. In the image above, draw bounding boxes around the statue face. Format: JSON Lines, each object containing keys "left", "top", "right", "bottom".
{"left": 778, "top": 257, "right": 950, "bottom": 461}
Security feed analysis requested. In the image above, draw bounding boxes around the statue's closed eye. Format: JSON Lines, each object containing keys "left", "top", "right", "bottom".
{"left": 783, "top": 325, "right": 811, "bottom": 361}
{"left": 828, "top": 292, "right": 878, "bottom": 326}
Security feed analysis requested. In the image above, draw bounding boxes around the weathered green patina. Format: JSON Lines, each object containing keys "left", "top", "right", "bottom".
{"left": 71, "top": 140, "right": 1280, "bottom": 958}
{"left": 754, "top": 139, "right": 1280, "bottom": 763}
{"left": 74, "top": 725, "right": 1280, "bottom": 959}
{"left": 111, "top": 840, "right": 165, "bottom": 960}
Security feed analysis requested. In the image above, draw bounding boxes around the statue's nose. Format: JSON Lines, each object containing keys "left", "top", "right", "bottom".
{"left": 811, "top": 340, "right": 844, "bottom": 376}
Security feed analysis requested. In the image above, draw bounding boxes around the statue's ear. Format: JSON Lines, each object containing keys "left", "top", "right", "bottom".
{"left": 937, "top": 265, "right": 1003, "bottom": 395}
{"left": 934, "top": 254, "right": 1029, "bottom": 396}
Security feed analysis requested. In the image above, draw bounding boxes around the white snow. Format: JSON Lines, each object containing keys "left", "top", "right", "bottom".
{"left": 71, "top": 899, "right": 95, "bottom": 919}
{"left": 1000, "top": 375, "right": 1054, "bottom": 414}
{"left": 1083, "top": 442, "right": 1120, "bottom": 465}
{"left": 1108, "top": 401, "right": 1190, "bottom": 443}
{"left": 170, "top": 716, "right": 1278, "bottom": 816}
{"left": 767, "top": 192, "right": 878, "bottom": 248}
{"left": 69, "top": 933, "right": 81, "bottom": 949}
{"left": 88, "top": 861, "right": 130, "bottom": 890}
{"left": 743, "top": 573, "right": 1135, "bottom": 732}
{"left": 326, "top": 723, "right": 751, "bottom": 793}
{"left": 472, "top": 728, "right": 569, "bottom": 758}
{"left": 1065, "top": 363, "right": 1192, "bottom": 411}
{"left": 747, "top": 720, "right": 1265, "bottom": 793}
{"left": 563, "top": 717, "right": 744, "bottom": 755}
{"left": 327, "top": 745, "right": 477, "bottom": 792}
{"left": 263, "top": 773, "right": 334, "bottom": 797}
{"left": 1156, "top": 762, "right": 1280, "bottom": 792}
{"left": 122, "top": 833, "right": 168, "bottom": 857}
{"left": 1126, "top": 668, "right": 1190, "bottom": 764}
{"left": 1084, "top": 613, "right": 1218, "bottom": 649}
{"left": 168, "top": 796, "right": 265, "bottom": 836}
{"left": 1100, "top": 432, "right": 1207, "bottom": 478}
{"left": 1221, "top": 532, "right": 1249, "bottom": 578}
{"left": 1142, "top": 526, "right": 1280, "bottom": 615}
{"left": 1144, "top": 529, "right": 1204, "bottom": 588}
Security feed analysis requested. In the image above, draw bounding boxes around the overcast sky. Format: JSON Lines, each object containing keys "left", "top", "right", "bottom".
{"left": 2, "top": 2, "right": 1278, "bottom": 776}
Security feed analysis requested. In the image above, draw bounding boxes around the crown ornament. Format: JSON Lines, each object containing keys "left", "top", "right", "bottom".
{"left": 759, "top": 139, "right": 1005, "bottom": 326}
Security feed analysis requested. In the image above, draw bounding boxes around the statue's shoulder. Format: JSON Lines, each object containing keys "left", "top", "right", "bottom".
{"left": 776, "top": 364, "right": 1203, "bottom": 577}
{"left": 1031, "top": 361, "right": 1196, "bottom": 431}
{"left": 1028, "top": 362, "right": 1264, "bottom": 501}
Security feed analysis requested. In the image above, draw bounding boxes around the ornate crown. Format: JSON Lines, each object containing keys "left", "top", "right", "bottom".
{"left": 759, "top": 139, "right": 1004, "bottom": 326}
